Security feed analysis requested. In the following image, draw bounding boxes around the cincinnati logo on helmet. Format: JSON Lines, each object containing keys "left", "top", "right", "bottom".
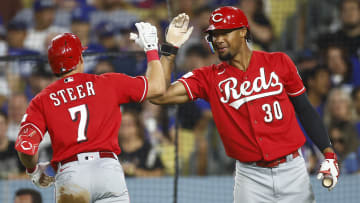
{"left": 212, "top": 13, "right": 223, "bottom": 23}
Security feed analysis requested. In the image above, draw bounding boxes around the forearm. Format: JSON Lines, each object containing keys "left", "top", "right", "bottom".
{"left": 145, "top": 52, "right": 166, "bottom": 98}
{"left": 290, "top": 94, "right": 332, "bottom": 152}
{"left": 160, "top": 54, "right": 176, "bottom": 87}
{"left": 17, "top": 151, "right": 38, "bottom": 169}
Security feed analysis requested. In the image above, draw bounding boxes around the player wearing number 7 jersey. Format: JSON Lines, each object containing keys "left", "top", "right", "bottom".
{"left": 15, "top": 22, "right": 164, "bottom": 203}
{"left": 152, "top": 7, "right": 339, "bottom": 203}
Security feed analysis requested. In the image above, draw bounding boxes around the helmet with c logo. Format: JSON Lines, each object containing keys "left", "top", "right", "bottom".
{"left": 205, "top": 6, "right": 249, "bottom": 33}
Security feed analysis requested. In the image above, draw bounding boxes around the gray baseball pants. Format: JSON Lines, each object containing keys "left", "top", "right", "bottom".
{"left": 234, "top": 150, "right": 315, "bottom": 203}
{"left": 55, "top": 152, "right": 130, "bottom": 203}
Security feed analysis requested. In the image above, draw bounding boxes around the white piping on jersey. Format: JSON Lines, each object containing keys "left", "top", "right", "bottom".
{"left": 19, "top": 123, "right": 44, "bottom": 139}
{"left": 287, "top": 86, "right": 305, "bottom": 96}
{"left": 139, "top": 76, "right": 147, "bottom": 102}
{"left": 217, "top": 69, "right": 226, "bottom": 75}
{"left": 230, "top": 88, "right": 283, "bottom": 109}
{"left": 178, "top": 79, "right": 194, "bottom": 100}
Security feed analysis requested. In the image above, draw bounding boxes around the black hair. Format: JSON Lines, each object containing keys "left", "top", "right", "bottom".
{"left": 15, "top": 189, "right": 42, "bottom": 203}
{"left": 300, "top": 65, "right": 330, "bottom": 89}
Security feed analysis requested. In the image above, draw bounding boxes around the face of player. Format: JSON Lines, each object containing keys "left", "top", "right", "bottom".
{"left": 212, "top": 28, "right": 246, "bottom": 61}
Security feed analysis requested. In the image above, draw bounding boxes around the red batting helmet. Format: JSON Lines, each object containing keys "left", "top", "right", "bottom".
{"left": 205, "top": 6, "right": 249, "bottom": 32}
{"left": 48, "top": 33, "right": 87, "bottom": 75}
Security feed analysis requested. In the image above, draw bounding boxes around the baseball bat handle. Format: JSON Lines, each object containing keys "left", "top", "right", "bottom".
{"left": 322, "top": 174, "right": 333, "bottom": 188}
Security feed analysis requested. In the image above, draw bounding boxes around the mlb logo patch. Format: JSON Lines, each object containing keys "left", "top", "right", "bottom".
{"left": 64, "top": 77, "right": 74, "bottom": 83}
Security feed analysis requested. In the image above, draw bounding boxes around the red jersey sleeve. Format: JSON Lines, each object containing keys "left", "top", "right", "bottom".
{"left": 20, "top": 96, "right": 46, "bottom": 140}
{"left": 101, "top": 73, "right": 148, "bottom": 104}
{"left": 177, "top": 67, "right": 211, "bottom": 101}
{"left": 280, "top": 53, "right": 306, "bottom": 97}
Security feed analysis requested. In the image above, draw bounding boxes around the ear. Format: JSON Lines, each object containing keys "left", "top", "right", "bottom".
{"left": 239, "top": 29, "right": 247, "bottom": 38}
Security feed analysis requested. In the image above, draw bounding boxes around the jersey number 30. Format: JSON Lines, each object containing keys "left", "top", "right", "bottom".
{"left": 262, "top": 101, "right": 283, "bottom": 123}
{"left": 68, "top": 104, "right": 89, "bottom": 142}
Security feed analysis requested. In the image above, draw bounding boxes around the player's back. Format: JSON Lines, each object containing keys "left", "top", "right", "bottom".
{"left": 34, "top": 72, "right": 146, "bottom": 164}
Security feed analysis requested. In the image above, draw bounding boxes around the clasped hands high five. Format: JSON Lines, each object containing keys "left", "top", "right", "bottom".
{"left": 130, "top": 13, "right": 193, "bottom": 51}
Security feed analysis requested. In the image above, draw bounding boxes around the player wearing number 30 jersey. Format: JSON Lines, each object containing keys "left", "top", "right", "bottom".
{"left": 180, "top": 51, "right": 306, "bottom": 162}
{"left": 152, "top": 7, "right": 340, "bottom": 203}
{"left": 15, "top": 22, "right": 165, "bottom": 203}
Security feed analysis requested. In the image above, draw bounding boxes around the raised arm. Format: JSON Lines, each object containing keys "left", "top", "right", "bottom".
{"left": 130, "top": 22, "right": 166, "bottom": 99}
{"left": 150, "top": 14, "right": 193, "bottom": 104}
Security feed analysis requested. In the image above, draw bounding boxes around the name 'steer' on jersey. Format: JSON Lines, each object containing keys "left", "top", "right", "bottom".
{"left": 49, "top": 77, "right": 96, "bottom": 106}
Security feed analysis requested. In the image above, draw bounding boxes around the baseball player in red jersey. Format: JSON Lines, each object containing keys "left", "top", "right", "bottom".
{"left": 152, "top": 7, "right": 339, "bottom": 203}
{"left": 15, "top": 22, "right": 165, "bottom": 203}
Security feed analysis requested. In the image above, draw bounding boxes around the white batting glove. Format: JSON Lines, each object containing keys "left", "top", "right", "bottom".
{"left": 317, "top": 152, "right": 339, "bottom": 191}
{"left": 27, "top": 162, "right": 55, "bottom": 188}
{"left": 130, "top": 22, "right": 158, "bottom": 52}
{"left": 166, "top": 13, "right": 193, "bottom": 47}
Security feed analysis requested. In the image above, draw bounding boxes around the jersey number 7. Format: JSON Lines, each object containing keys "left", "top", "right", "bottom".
{"left": 68, "top": 104, "right": 89, "bottom": 143}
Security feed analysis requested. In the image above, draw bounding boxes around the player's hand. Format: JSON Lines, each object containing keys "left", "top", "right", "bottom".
{"left": 27, "top": 162, "right": 55, "bottom": 188}
{"left": 166, "top": 13, "right": 193, "bottom": 47}
{"left": 130, "top": 22, "right": 158, "bottom": 52}
{"left": 317, "top": 152, "right": 339, "bottom": 191}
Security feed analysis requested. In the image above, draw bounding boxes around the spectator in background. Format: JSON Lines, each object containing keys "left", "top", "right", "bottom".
{"left": 301, "top": 65, "right": 331, "bottom": 117}
{"left": 96, "top": 21, "right": 120, "bottom": 52}
{"left": 352, "top": 86, "right": 360, "bottom": 118}
{"left": 25, "top": 62, "right": 55, "bottom": 100}
{"left": 93, "top": 59, "right": 115, "bottom": 75}
{"left": 324, "top": 88, "right": 357, "bottom": 128}
{"left": 317, "top": 0, "right": 360, "bottom": 57}
{"left": 23, "top": 0, "right": 68, "bottom": 53}
{"left": 238, "top": 0, "right": 273, "bottom": 51}
{"left": 329, "top": 123, "right": 360, "bottom": 174}
{"left": 322, "top": 44, "right": 358, "bottom": 89}
{"left": 6, "top": 93, "right": 28, "bottom": 142}
{"left": 96, "top": 22, "right": 141, "bottom": 76}
{"left": 118, "top": 109, "right": 164, "bottom": 177}
{"left": 71, "top": 6, "right": 91, "bottom": 49}
{"left": 6, "top": 19, "right": 41, "bottom": 78}
{"left": 0, "top": 110, "right": 25, "bottom": 179}
{"left": 14, "top": 188, "right": 42, "bottom": 203}
{"left": 179, "top": 43, "right": 211, "bottom": 74}
{"left": 0, "top": 16, "right": 6, "bottom": 56}
{"left": 53, "top": 0, "right": 95, "bottom": 28}
{"left": 6, "top": 20, "right": 28, "bottom": 51}
{"left": 71, "top": 6, "right": 105, "bottom": 73}
{"left": 191, "top": 6, "right": 212, "bottom": 41}
{"left": 351, "top": 86, "right": 360, "bottom": 135}
{"left": 305, "top": 0, "right": 340, "bottom": 45}
{"left": 90, "top": 0, "right": 138, "bottom": 33}
{"left": 296, "top": 49, "right": 319, "bottom": 71}
{"left": 172, "top": 0, "right": 208, "bottom": 18}
{"left": 0, "top": 0, "right": 22, "bottom": 25}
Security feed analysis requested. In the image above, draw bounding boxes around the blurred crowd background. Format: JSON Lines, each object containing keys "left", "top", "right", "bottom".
{"left": 1, "top": 0, "right": 360, "bottom": 184}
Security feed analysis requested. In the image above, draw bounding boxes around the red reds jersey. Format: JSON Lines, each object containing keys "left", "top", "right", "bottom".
{"left": 17, "top": 73, "right": 147, "bottom": 165}
{"left": 178, "top": 51, "right": 306, "bottom": 162}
